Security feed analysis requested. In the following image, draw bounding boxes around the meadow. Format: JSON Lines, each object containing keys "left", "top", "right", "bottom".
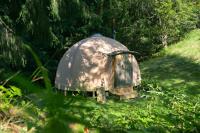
{"left": 1, "top": 30, "right": 199, "bottom": 133}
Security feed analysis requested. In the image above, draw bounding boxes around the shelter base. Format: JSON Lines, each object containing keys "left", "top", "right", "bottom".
{"left": 109, "top": 86, "right": 138, "bottom": 99}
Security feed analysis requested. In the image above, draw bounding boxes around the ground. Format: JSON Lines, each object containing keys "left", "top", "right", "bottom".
{"left": 0, "top": 30, "right": 200, "bottom": 133}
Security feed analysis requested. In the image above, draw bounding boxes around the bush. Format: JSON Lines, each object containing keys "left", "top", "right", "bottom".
{"left": 0, "top": 85, "right": 22, "bottom": 110}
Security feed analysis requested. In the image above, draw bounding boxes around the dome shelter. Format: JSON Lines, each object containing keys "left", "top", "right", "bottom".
{"left": 55, "top": 34, "right": 141, "bottom": 101}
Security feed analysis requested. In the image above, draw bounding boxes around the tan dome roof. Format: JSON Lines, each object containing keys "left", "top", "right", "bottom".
{"left": 72, "top": 34, "right": 128, "bottom": 55}
{"left": 55, "top": 34, "right": 141, "bottom": 95}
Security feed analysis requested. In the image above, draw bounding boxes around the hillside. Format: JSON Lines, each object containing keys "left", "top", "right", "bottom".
{"left": 141, "top": 29, "right": 200, "bottom": 95}
{"left": 1, "top": 30, "right": 200, "bottom": 133}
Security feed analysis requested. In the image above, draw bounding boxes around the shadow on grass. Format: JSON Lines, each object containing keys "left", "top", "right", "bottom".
{"left": 141, "top": 54, "right": 200, "bottom": 95}
{"left": 25, "top": 91, "right": 128, "bottom": 133}
{"left": 36, "top": 94, "right": 95, "bottom": 133}
{"left": 0, "top": 73, "right": 99, "bottom": 133}
{"left": 2, "top": 53, "right": 200, "bottom": 133}
{"left": 1, "top": 70, "right": 136, "bottom": 133}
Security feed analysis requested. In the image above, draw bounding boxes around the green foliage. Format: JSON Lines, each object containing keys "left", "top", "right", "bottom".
{"left": 0, "top": 0, "right": 199, "bottom": 69}
{"left": 24, "top": 44, "right": 52, "bottom": 90}
{"left": 1, "top": 29, "right": 199, "bottom": 132}
{"left": 117, "top": 0, "right": 199, "bottom": 55}
{"left": 6, "top": 77, "right": 198, "bottom": 132}
{"left": 0, "top": 85, "right": 22, "bottom": 110}
{"left": 0, "top": 17, "right": 26, "bottom": 67}
{"left": 0, "top": 0, "right": 200, "bottom": 132}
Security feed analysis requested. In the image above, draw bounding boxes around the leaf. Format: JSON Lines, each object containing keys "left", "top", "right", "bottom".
{"left": 10, "top": 85, "right": 22, "bottom": 97}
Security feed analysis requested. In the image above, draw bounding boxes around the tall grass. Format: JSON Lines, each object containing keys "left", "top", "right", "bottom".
{"left": 0, "top": 30, "right": 200, "bottom": 132}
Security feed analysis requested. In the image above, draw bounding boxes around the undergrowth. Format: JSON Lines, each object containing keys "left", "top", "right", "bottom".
{"left": 0, "top": 29, "right": 200, "bottom": 132}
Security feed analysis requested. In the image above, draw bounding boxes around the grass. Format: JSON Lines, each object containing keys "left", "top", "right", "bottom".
{"left": 141, "top": 29, "right": 200, "bottom": 94}
{"left": 0, "top": 29, "right": 200, "bottom": 133}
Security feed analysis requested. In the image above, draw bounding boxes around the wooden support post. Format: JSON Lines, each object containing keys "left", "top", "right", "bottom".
{"left": 64, "top": 90, "right": 67, "bottom": 96}
{"left": 82, "top": 91, "right": 85, "bottom": 97}
{"left": 54, "top": 88, "right": 58, "bottom": 94}
{"left": 106, "top": 91, "right": 109, "bottom": 97}
{"left": 72, "top": 91, "right": 75, "bottom": 96}
{"left": 57, "top": 89, "right": 60, "bottom": 94}
{"left": 96, "top": 87, "right": 106, "bottom": 103}
{"left": 92, "top": 91, "right": 96, "bottom": 98}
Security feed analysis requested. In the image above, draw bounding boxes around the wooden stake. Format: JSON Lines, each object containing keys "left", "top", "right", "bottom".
{"left": 93, "top": 91, "right": 96, "bottom": 98}
{"left": 64, "top": 90, "right": 67, "bottom": 96}
{"left": 96, "top": 87, "right": 106, "bottom": 103}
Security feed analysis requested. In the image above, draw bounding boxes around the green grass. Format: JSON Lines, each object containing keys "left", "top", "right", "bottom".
{"left": 141, "top": 29, "right": 200, "bottom": 94}
{"left": 1, "top": 30, "right": 200, "bottom": 133}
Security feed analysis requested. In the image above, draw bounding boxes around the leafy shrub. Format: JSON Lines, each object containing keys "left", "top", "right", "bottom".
{"left": 0, "top": 85, "right": 22, "bottom": 111}
{"left": 78, "top": 79, "right": 200, "bottom": 132}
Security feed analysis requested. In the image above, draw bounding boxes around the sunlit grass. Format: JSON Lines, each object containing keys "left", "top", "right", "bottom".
{"left": 1, "top": 30, "right": 200, "bottom": 133}
{"left": 141, "top": 29, "right": 200, "bottom": 91}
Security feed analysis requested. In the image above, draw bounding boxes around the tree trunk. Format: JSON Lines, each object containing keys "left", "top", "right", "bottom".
{"left": 161, "top": 34, "right": 168, "bottom": 48}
